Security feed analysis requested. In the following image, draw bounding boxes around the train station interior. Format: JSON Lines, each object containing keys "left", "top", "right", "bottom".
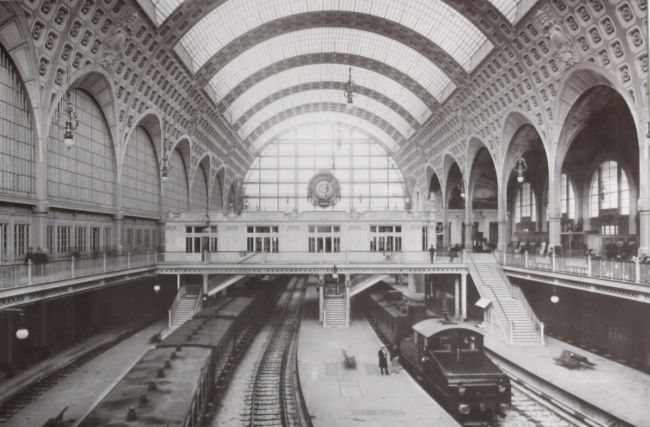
{"left": 0, "top": 0, "right": 649, "bottom": 426}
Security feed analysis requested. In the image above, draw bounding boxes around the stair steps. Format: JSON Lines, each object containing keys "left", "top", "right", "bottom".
{"left": 323, "top": 296, "right": 347, "bottom": 328}
{"left": 470, "top": 254, "right": 542, "bottom": 346}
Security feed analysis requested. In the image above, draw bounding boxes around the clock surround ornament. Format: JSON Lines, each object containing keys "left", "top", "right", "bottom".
{"left": 307, "top": 172, "right": 341, "bottom": 208}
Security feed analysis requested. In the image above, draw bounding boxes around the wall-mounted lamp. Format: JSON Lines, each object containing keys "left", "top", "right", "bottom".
{"left": 457, "top": 179, "right": 466, "bottom": 199}
{"left": 514, "top": 155, "right": 528, "bottom": 184}
{"left": 2, "top": 308, "right": 29, "bottom": 340}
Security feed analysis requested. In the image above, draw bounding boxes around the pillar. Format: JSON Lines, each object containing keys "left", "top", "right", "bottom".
{"left": 202, "top": 274, "right": 208, "bottom": 295}
{"left": 344, "top": 276, "right": 351, "bottom": 327}
{"left": 461, "top": 273, "right": 467, "bottom": 320}
{"left": 639, "top": 199, "right": 650, "bottom": 256}
{"left": 454, "top": 276, "right": 460, "bottom": 318}
{"left": 115, "top": 211, "right": 125, "bottom": 253}
{"left": 318, "top": 276, "right": 324, "bottom": 323}
{"left": 464, "top": 202, "right": 473, "bottom": 250}
{"left": 32, "top": 201, "right": 49, "bottom": 253}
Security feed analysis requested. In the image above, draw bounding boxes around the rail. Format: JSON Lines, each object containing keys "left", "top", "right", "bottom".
{"left": 497, "top": 251, "right": 650, "bottom": 286}
{"left": 465, "top": 253, "right": 512, "bottom": 344}
{"left": 0, "top": 251, "right": 155, "bottom": 290}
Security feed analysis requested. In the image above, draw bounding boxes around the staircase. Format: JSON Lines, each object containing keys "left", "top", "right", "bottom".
{"left": 349, "top": 274, "right": 392, "bottom": 297}
{"left": 468, "top": 253, "right": 543, "bottom": 346}
{"left": 168, "top": 284, "right": 202, "bottom": 330}
{"left": 323, "top": 295, "right": 347, "bottom": 328}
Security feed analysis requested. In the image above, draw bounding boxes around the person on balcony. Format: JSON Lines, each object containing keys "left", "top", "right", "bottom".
{"left": 24, "top": 247, "right": 34, "bottom": 266}
{"left": 429, "top": 244, "right": 436, "bottom": 263}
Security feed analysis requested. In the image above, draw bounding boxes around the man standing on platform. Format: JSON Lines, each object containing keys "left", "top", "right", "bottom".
{"left": 378, "top": 345, "right": 389, "bottom": 375}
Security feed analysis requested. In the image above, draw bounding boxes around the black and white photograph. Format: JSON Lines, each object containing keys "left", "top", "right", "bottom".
{"left": 0, "top": 0, "right": 648, "bottom": 425}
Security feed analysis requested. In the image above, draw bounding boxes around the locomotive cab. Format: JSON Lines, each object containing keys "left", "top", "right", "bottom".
{"left": 403, "top": 319, "right": 511, "bottom": 423}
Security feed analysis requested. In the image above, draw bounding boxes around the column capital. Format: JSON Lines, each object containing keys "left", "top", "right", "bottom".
{"left": 114, "top": 210, "right": 125, "bottom": 221}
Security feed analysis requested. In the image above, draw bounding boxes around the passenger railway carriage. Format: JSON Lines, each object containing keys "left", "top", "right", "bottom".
{"left": 79, "top": 279, "right": 279, "bottom": 427}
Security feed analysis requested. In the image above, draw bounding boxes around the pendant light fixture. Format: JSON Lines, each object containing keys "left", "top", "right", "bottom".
{"left": 63, "top": 0, "right": 78, "bottom": 149}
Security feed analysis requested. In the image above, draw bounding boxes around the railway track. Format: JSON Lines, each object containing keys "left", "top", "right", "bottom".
{"left": 0, "top": 323, "right": 156, "bottom": 424}
{"left": 487, "top": 349, "right": 634, "bottom": 427}
{"left": 243, "top": 277, "right": 307, "bottom": 427}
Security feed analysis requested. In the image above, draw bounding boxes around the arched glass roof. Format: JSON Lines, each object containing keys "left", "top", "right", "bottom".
{"left": 177, "top": 0, "right": 490, "bottom": 73}
{"left": 205, "top": 28, "right": 455, "bottom": 104}
{"left": 238, "top": 89, "right": 414, "bottom": 141}
{"left": 140, "top": 0, "right": 530, "bottom": 28}
{"left": 226, "top": 64, "right": 431, "bottom": 125}
{"left": 250, "top": 112, "right": 399, "bottom": 153}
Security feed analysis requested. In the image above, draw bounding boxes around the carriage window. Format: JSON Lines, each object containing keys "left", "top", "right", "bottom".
{"left": 460, "top": 335, "right": 477, "bottom": 350}
{"left": 436, "top": 335, "right": 452, "bottom": 352}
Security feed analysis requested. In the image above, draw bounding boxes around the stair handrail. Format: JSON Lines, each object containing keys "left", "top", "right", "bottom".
{"left": 494, "top": 263, "right": 542, "bottom": 326}
{"left": 465, "top": 253, "right": 512, "bottom": 343}
{"left": 492, "top": 253, "right": 545, "bottom": 344}
{"left": 191, "top": 286, "right": 203, "bottom": 316}
{"left": 167, "top": 285, "right": 186, "bottom": 329}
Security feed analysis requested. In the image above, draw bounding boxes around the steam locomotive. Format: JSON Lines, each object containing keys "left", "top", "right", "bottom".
{"left": 361, "top": 288, "right": 511, "bottom": 423}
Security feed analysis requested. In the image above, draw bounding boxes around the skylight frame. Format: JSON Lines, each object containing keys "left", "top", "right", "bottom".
{"left": 238, "top": 89, "right": 414, "bottom": 141}
{"left": 177, "top": 0, "right": 491, "bottom": 73}
{"left": 226, "top": 64, "right": 431, "bottom": 126}
{"left": 206, "top": 28, "right": 455, "bottom": 105}
{"left": 250, "top": 113, "right": 400, "bottom": 154}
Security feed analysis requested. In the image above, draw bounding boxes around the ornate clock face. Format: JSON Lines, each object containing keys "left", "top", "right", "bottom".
{"left": 307, "top": 172, "right": 341, "bottom": 208}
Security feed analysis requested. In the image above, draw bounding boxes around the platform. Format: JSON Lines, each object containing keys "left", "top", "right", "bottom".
{"left": 484, "top": 334, "right": 650, "bottom": 427}
{"left": 384, "top": 281, "right": 650, "bottom": 426}
{"left": 2, "top": 321, "right": 163, "bottom": 427}
{"left": 297, "top": 284, "right": 459, "bottom": 427}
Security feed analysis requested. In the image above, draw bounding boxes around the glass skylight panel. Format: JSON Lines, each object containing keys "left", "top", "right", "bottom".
{"left": 250, "top": 113, "right": 399, "bottom": 153}
{"left": 238, "top": 89, "right": 413, "bottom": 141}
{"left": 208, "top": 28, "right": 452, "bottom": 104}
{"left": 178, "top": 0, "right": 489, "bottom": 73}
{"left": 488, "top": 0, "right": 528, "bottom": 23}
{"left": 137, "top": 0, "right": 184, "bottom": 25}
{"left": 226, "top": 64, "right": 431, "bottom": 125}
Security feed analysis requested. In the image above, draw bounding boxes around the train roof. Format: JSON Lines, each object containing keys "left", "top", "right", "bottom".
{"left": 193, "top": 297, "right": 235, "bottom": 318}
{"left": 369, "top": 292, "right": 409, "bottom": 317}
{"left": 159, "top": 317, "right": 234, "bottom": 348}
{"left": 412, "top": 318, "right": 485, "bottom": 338}
{"left": 80, "top": 346, "right": 212, "bottom": 426}
{"left": 214, "top": 296, "right": 255, "bottom": 318}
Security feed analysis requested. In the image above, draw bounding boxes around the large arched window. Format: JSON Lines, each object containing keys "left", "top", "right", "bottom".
{"left": 243, "top": 124, "right": 406, "bottom": 212}
{"left": 48, "top": 88, "right": 116, "bottom": 208}
{"left": 589, "top": 160, "right": 629, "bottom": 218}
{"left": 123, "top": 127, "right": 160, "bottom": 217}
{"left": 0, "top": 46, "right": 35, "bottom": 197}
{"left": 514, "top": 182, "right": 537, "bottom": 224}
{"left": 561, "top": 173, "right": 575, "bottom": 220}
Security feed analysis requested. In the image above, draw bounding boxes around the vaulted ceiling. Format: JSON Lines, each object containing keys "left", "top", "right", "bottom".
{"left": 136, "top": 0, "right": 536, "bottom": 153}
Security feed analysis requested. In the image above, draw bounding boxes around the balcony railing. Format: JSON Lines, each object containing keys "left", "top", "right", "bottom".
{"left": 0, "top": 251, "right": 156, "bottom": 290}
{"left": 157, "top": 250, "right": 463, "bottom": 265}
{"left": 497, "top": 251, "right": 650, "bottom": 286}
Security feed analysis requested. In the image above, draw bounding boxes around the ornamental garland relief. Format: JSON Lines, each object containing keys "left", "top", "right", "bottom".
{"left": 99, "top": 13, "right": 140, "bottom": 72}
